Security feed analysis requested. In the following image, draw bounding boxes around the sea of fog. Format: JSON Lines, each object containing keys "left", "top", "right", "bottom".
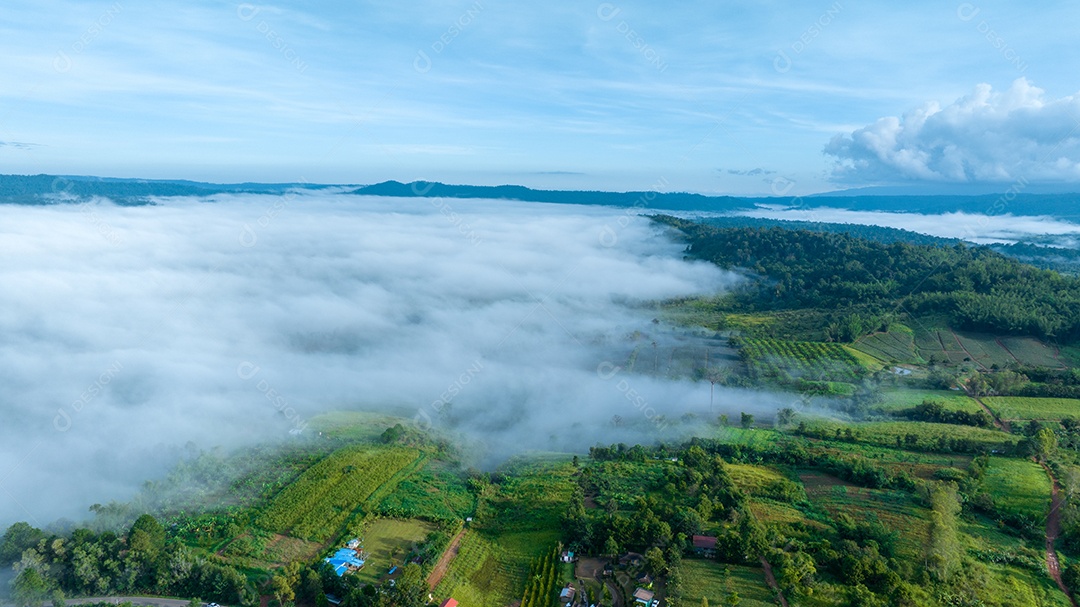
{"left": 737, "top": 205, "right": 1080, "bottom": 246}
{"left": 0, "top": 193, "right": 802, "bottom": 528}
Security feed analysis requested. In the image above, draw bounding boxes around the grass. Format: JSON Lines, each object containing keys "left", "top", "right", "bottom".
{"left": 376, "top": 462, "right": 476, "bottom": 521}
{"left": 432, "top": 530, "right": 548, "bottom": 607}
{"left": 678, "top": 559, "right": 775, "bottom": 607}
{"left": 869, "top": 388, "right": 984, "bottom": 414}
{"left": 308, "top": 411, "right": 413, "bottom": 442}
{"left": 983, "top": 396, "right": 1080, "bottom": 421}
{"left": 983, "top": 457, "right": 1050, "bottom": 521}
{"left": 798, "top": 470, "right": 929, "bottom": 562}
{"left": 256, "top": 445, "right": 421, "bottom": 541}
{"left": 1000, "top": 336, "right": 1065, "bottom": 368}
{"left": 351, "top": 518, "right": 437, "bottom": 584}
{"left": 852, "top": 325, "right": 922, "bottom": 364}
{"left": 801, "top": 419, "right": 1015, "bottom": 452}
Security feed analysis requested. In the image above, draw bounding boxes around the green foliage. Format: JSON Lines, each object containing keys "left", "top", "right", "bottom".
{"left": 256, "top": 446, "right": 420, "bottom": 541}
{"left": 732, "top": 337, "right": 866, "bottom": 384}
{"left": 654, "top": 215, "right": 1080, "bottom": 342}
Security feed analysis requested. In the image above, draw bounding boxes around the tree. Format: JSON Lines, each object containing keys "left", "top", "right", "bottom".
{"left": 1033, "top": 427, "right": 1058, "bottom": 461}
{"left": 644, "top": 547, "right": 667, "bottom": 576}
{"left": 186, "top": 599, "right": 201, "bottom": 607}
{"left": 776, "top": 408, "right": 795, "bottom": 427}
{"left": 603, "top": 536, "right": 621, "bottom": 559}
{"left": 926, "top": 483, "right": 961, "bottom": 582}
{"left": 740, "top": 412, "right": 754, "bottom": 429}
{"left": 1, "top": 522, "right": 46, "bottom": 566}
{"left": 50, "top": 590, "right": 65, "bottom": 607}
{"left": 128, "top": 514, "right": 165, "bottom": 558}
{"left": 271, "top": 573, "right": 295, "bottom": 607}
{"left": 12, "top": 567, "right": 51, "bottom": 607}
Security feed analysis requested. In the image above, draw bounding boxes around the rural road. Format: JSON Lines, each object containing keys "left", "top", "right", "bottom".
{"left": 1039, "top": 462, "right": 1079, "bottom": 607}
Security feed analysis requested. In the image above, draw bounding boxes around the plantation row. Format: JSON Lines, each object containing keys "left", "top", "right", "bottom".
{"left": 256, "top": 446, "right": 419, "bottom": 541}
{"left": 732, "top": 337, "right": 866, "bottom": 382}
{"left": 519, "top": 546, "right": 561, "bottom": 607}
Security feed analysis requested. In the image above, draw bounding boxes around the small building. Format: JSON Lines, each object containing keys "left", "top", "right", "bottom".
{"left": 633, "top": 588, "right": 655, "bottom": 605}
{"left": 637, "top": 573, "right": 653, "bottom": 586}
{"left": 691, "top": 535, "right": 718, "bottom": 556}
{"left": 560, "top": 585, "right": 576, "bottom": 602}
{"left": 346, "top": 538, "right": 361, "bottom": 549}
{"left": 560, "top": 550, "right": 576, "bottom": 563}
{"left": 439, "top": 599, "right": 458, "bottom": 607}
{"left": 325, "top": 547, "right": 365, "bottom": 576}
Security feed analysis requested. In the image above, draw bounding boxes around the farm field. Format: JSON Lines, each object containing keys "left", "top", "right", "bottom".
{"left": 678, "top": 559, "right": 775, "bottom": 607}
{"left": 798, "top": 470, "right": 929, "bottom": 562}
{"left": 376, "top": 462, "right": 476, "bottom": 521}
{"left": 982, "top": 457, "right": 1050, "bottom": 521}
{"left": 910, "top": 325, "right": 1067, "bottom": 369}
{"left": 431, "top": 530, "right": 539, "bottom": 607}
{"left": 852, "top": 325, "right": 922, "bottom": 364}
{"left": 256, "top": 446, "right": 421, "bottom": 541}
{"left": 983, "top": 396, "right": 1080, "bottom": 421}
{"left": 733, "top": 337, "right": 868, "bottom": 383}
{"left": 352, "top": 518, "right": 437, "bottom": 585}
{"left": 802, "top": 419, "right": 1016, "bottom": 452}
{"left": 869, "top": 388, "right": 983, "bottom": 414}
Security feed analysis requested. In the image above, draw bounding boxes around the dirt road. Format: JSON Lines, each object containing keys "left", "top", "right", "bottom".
{"left": 759, "top": 556, "right": 790, "bottom": 607}
{"left": 427, "top": 529, "right": 466, "bottom": 589}
{"left": 1040, "top": 462, "right": 1078, "bottom": 607}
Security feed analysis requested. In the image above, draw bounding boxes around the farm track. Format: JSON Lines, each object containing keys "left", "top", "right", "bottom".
{"left": 427, "top": 528, "right": 466, "bottom": 589}
{"left": 972, "top": 395, "right": 1011, "bottom": 433}
{"left": 1040, "top": 462, "right": 1079, "bottom": 607}
{"left": 950, "top": 329, "right": 988, "bottom": 370}
{"left": 759, "top": 556, "right": 790, "bottom": 607}
{"left": 995, "top": 338, "right": 1023, "bottom": 365}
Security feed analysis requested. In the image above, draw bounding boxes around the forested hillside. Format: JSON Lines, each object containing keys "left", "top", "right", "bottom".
{"left": 654, "top": 216, "right": 1080, "bottom": 341}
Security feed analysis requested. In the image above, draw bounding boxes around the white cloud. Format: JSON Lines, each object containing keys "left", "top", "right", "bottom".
{"left": 0, "top": 194, "right": 771, "bottom": 527}
{"left": 826, "top": 78, "right": 1080, "bottom": 184}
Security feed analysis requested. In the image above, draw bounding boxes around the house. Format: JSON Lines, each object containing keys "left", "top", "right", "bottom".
{"left": 325, "top": 595, "right": 342, "bottom": 606}
{"left": 560, "top": 585, "right": 576, "bottom": 603}
{"left": 560, "top": 550, "right": 576, "bottom": 563}
{"left": 637, "top": 573, "right": 653, "bottom": 586}
{"left": 633, "top": 588, "right": 655, "bottom": 605}
{"left": 325, "top": 547, "right": 365, "bottom": 576}
{"left": 346, "top": 538, "right": 361, "bottom": 549}
{"left": 691, "top": 535, "right": 718, "bottom": 556}
{"left": 439, "top": 599, "right": 458, "bottom": 607}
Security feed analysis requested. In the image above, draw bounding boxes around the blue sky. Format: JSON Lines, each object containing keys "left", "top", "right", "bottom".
{"left": 2, "top": 0, "right": 1080, "bottom": 194}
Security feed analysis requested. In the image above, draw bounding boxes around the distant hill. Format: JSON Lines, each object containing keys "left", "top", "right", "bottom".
{"left": 0, "top": 174, "right": 323, "bottom": 205}
{"left": 350, "top": 180, "right": 754, "bottom": 211}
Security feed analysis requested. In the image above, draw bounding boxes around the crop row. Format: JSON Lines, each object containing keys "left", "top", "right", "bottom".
{"left": 256, "top": 446, "right": 419, "bottom": 541}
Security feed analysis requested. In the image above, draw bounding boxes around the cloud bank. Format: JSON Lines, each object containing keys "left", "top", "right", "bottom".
{"left": 0, "top": 193, "right": 775, "bottom": 528}
{"left": 826, "top": 79, "right": 1080, "bottom": 184}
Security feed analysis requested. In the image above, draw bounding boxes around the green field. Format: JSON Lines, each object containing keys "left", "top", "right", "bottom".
{"left": 734, "top": 337, "right": 867, "bottom": 384}
{"left": 983, "top": 396, "right": 1080, "bottom": 421}
{"left": 432, "top": 530, "right": 544, "bottom": 607}
{"left": 852, "top": 325, "right": 922, "bottom": 364}
{"left": 869, "top": 389, "right": 983, "bottom": 414}
{"left": 983, "top": 457, "right": 1050, "bottom": 521}
{"left": 678, "top": 559, "right": 775, "bottom": 607}
{"left": 376, "top": 462, "right": 476, "bottom": 521}
{"left": 256, "top": 446, "right": 421, "bottom": 541}
{"left": 802, "top": 419, "right": 1015, "bottom": 452}
{"left": 352, "top": 518, "right": 437, "bottom": 584}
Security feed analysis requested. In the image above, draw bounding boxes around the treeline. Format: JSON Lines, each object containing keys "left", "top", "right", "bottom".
{"left": 652, "top": 216, "right": 1080, "bottom": 341}
{"left": 2, "top": 516, "right": 252, "bottom": 607}
{"left": 893, "top": 400, "right": 993, "bottom": 428}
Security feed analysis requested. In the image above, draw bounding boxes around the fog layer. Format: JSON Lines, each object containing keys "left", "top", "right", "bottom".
{"left": 0, "top": 193, "right": 759, "bottom": 527}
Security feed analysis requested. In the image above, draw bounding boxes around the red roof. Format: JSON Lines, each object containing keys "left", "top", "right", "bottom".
{"left": 692, "top": 535, "right": 718, "bottom": 549}
{"left": 440, "top": 600, "right": 458, "bottom": 607}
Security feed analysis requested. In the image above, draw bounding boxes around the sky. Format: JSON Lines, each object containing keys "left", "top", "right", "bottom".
{"left": 2, "top": 1, "right": 1080, "bottom": 194}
